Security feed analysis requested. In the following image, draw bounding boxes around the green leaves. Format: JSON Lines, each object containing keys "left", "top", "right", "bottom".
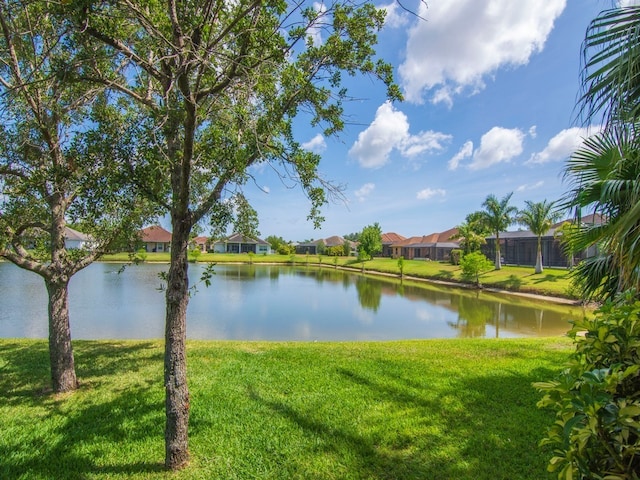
{"left": 535, "top": 293, "right": 640, "bottom": 478}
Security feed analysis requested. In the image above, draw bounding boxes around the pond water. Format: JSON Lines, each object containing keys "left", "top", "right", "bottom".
{"left": 0, "top": 261, "right": 585, "bottom": 341}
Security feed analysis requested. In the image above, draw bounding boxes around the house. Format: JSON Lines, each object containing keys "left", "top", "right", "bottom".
{"left": 64, "top": 227, "right": 93, "bottom": 250}
{"left": 390, "top": 228, "right": 460, "bottom": 261}
{"left": 482, "top": 213, "right": 604, "bottom": 268}
{"left": 140, "top": 225, "right": 172, "bottom": 252}
{"left": 213, "top": 233, "right": 271, "bottom": 254}
{"left": 295, "top": 235, "right": 357, "bottom": 255}
{"left": 381, "top": 232, "right": 406, "bottom": 257}
{"left": 191, "top": 236, "right": 209, "bottom": 252}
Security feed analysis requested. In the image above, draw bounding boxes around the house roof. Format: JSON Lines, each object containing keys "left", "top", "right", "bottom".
{"left": 64, "top": 227, "right": 91, "bottom": 242}
{"left": 222, "top": 233, "right": 269, "bottom": 245}
{"left": 381, "top": 232, "right": 406, "bottom": 244}
{"left": 141, "top": 225, "right": 172, "bottom": 243}
{"left": 193, "top": 236, "right": 208, "bottom": 244}
{"left": 391, "top": 228, "right": 460, "bottom": 248}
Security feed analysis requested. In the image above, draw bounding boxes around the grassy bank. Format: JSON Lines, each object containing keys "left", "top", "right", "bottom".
{"left": 101, "top": 252, "right": 576, "bottom": 299}
{"left": 1, "top": 338, "right": 573, "bottom": 479}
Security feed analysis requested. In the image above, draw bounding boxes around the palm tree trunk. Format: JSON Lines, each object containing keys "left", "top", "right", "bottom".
{"left": 535, "top": 236, "right": 543, "bottom": 274}
{"left": 495, "top": 233, "right": 502, "bottom": 270}
{"left": 45, "top": 276, "right": 78, "bottom": 393}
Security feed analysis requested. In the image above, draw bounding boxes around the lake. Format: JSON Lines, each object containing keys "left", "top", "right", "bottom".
{"left": 0, "top": 261, "right": 585, "bottom": 340}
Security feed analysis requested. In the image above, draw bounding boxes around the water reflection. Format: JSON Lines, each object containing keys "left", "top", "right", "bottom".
{"left": 0, "top": 262, "right": 585, "bottom": 340}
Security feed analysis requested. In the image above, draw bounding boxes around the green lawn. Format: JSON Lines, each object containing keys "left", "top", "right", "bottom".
{"left": 1, "top": 338, "right": 573, "bottom": 479}
{"left": 101, "top": 252, "right": 577, "bottom": 299}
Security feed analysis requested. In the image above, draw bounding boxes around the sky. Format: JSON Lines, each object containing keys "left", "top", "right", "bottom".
{"left": 243, "top": 0, "right": 634, "bottom": 242}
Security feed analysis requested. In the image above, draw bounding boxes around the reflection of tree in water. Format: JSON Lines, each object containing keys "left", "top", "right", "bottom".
{"left": 450, "top": 293, "right": 494, "bottom": 338}
{"left": 355, "top": 277, "right": 382, "bottom": 312}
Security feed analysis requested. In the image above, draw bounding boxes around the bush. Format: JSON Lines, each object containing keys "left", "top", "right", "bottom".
{"left": 459, "top": 251, "right": 493, "bottom": 286}
{"left": 535, "top": 292, "right": 640, "bottom": 479}
{"left": 450, "top": 249, "right": 462, "bottom": 265}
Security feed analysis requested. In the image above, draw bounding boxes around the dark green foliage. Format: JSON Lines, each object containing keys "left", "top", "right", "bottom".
{"left": 535, "top": 292, "right": 640, "bottom": 479}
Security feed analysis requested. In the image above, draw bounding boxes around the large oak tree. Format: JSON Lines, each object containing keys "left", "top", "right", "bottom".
{"left": 71, "top": 0, "right": 400, "bottom": 469}
{"left": 0, "top": 1, "right": 151, "bottom": 393}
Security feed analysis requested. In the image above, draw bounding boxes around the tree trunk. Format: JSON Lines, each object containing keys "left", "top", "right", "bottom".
{"left": 164, "top": 217, "right": 191, "bottom": 470}
{"left": 45, "top": 276, "right": 78, "bottom": 393}
{"left": 494, "top": 233, "right": 502, "bottom": 270}
{"left": 535, "top": 236, "right": 543, "bottom": 274}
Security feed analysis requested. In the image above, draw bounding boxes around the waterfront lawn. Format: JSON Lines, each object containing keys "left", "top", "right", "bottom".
{"left": 1, "top": 338, "right": 573, "bottom": 479}
{"left": 99, "top": 252, "right": 575, "bottom": 299}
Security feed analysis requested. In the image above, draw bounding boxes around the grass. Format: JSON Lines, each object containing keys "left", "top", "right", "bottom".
{"left": 101, "top": 252, "right": 577, "bottom": 299}
{"left": 1, "top": 338, "right": 574, "bottom": 479}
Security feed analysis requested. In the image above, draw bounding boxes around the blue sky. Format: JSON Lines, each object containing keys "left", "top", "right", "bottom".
{"left": 245, "top": 0, "right": 632, "bottom": 242}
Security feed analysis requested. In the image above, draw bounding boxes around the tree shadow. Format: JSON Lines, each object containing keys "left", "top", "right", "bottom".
{"left": 529, "top": 274, "right": 559, "bottom": 284}
{"left": 236, "top": 358, "right": 561, "bottom": 479}
{"left": 0, "top": 341, "right": 166, "bottom": 478}
{"left": 437, "top": 269, "right": 454, "bottom": 279}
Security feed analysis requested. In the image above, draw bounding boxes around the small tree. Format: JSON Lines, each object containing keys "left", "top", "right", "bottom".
{"left": 397, "top": 256, "right": 405, "bottom": 277}
{"left": 358, "top": 223, "right": 382, "bottom": 261}
{"left": 460, "top": 251, "right": 494, "bottom": 287}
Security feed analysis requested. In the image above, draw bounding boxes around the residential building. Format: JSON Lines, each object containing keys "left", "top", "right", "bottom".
{"left": 390, "top": 228, "right": 460, "bottom": 261}
{"left": 295, "top": 235, "right": 356, "bottom": 255}
{"left": 140, "top": 225, "right": 172, "bottom": 252}
{"left": 482, "top": 213, "right": 604, "bottom": 268}
{"left": 213, "top": 233, "right": 272, "bottom": 254}
{"left": 381, "top": 232, "right": 406, "bottom": 257}
{"left": 64, "top": 227, "right": 93, "bottom": 250}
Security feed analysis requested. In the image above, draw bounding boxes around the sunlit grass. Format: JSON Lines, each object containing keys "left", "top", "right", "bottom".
{"left": 1, "top": 338, "right": 573, "bottom": 479}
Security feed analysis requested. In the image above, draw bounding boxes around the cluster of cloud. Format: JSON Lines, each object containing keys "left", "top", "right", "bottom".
{"left": 348, "top": 101, "right": 451, "bottom": 169}
{"left": 447, "top": 125, "right": 601, "bottom": 171}
{"left": 397, "top": 0, "right": 566, "bottom": 106}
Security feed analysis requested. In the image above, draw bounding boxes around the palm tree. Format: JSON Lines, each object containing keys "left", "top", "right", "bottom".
{"left": 452, "top": 211, "right": 489, "bottom": 255}
{"left": 579, "top": 5, "right": 640, "bottom": 128}
{"left": 560, "top": 4, "right": 640, "bottom": 301}
{"left": 479, "top": 193, "right": 518, "bottom": 270}
{"left": 517, "top": 200, "right": 562, "bottom": 274}
{"left": 561, "top": 124, "right": 640, "bottom": 301}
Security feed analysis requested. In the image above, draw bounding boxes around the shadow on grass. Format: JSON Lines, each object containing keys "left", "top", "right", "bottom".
{"left": 437, "top": 269, "right": 454, "bottom": 279}
{"left": 0, "top": 341, "right": 165, "bottom": 479}
{"left": 529, "top": 273, "right": 560, "bottom": 284}
{"left": 492, "top": 274, "right": 523, "bottom": 290}
{"left": 239, "top": 359, "right": 562, "bottom": 480}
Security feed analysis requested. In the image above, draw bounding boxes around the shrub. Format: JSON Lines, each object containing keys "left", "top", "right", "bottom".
{"left": 397, "top": 256, "right": 405, "bottom": 277}
{"left": 450, "top": 249, "right": 462, "bottom": 265}
{"left": 534, "top": 292, "right": 640, "bottom": 479}
{"left": 459, "top": 251, "right": 493, "bottom": 286}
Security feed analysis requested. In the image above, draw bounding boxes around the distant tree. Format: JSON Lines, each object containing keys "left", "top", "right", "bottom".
{"left": 317, "top": 239, "right": 326, "bottom": 255}
{"left": 460, "top": 251, "right": 494, "bottom": 287}
{"left": 343, "top": 240, "right": 352, "bottom": 257}
{"left": 344, "top": 232, "right": 361, "bottom": 242}
{"left": 452, "top": 211, "right": 489, "bottom": 255}
{"left": 0, "top": 3, "right": 151, "bottom": 393}
{"left": 517, "top": 200, "right": 562, "bottom": 274}
{"left": 479, "top": 193, "right": 518, "bottom": 270}
{"left": 358, "top": 223, "right": 382, "bottom": 261}
{"left": 266, "top": 235, "right": 286, "bottom": 252}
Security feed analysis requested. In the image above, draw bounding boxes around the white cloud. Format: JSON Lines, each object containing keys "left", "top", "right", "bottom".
{"left": 302, "top": 133, "right": 327, "bottom": 153}
{"left": 619, "top": 0, "right": 640, "bottom": 7}
{"left": 416, "top": 188, "right": 446, "bottom": 200}
{"left": 262, "top": 186, "right": 271, "bottom": 194}
{"left": 516, "top": 181, "right": 544, "bottom": 192}
{"left": 379, "top": 2, "right": 410, "bottom": 28}
{"left": 529, "top": 125, "right": 538, "bottom": 139}
{"left": 354, "top": 183, "right": 375, "bottom": 202}
{"left": 527, "top": 126, "right": 601, "bottom": 164}
{"left": 308, "top": 2, "right": 327, "bottom": 47}
{"left": 349, "top": 101, "right": 451, "bottom": 169}
{"left": 448, "top": 140, "right": 473, "bottom": 170}
{"left": 470, "top": 127, "right": 525, "bottom": 170}
{"left": 399, "top": 0, "right": 566, "bottom": 104}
